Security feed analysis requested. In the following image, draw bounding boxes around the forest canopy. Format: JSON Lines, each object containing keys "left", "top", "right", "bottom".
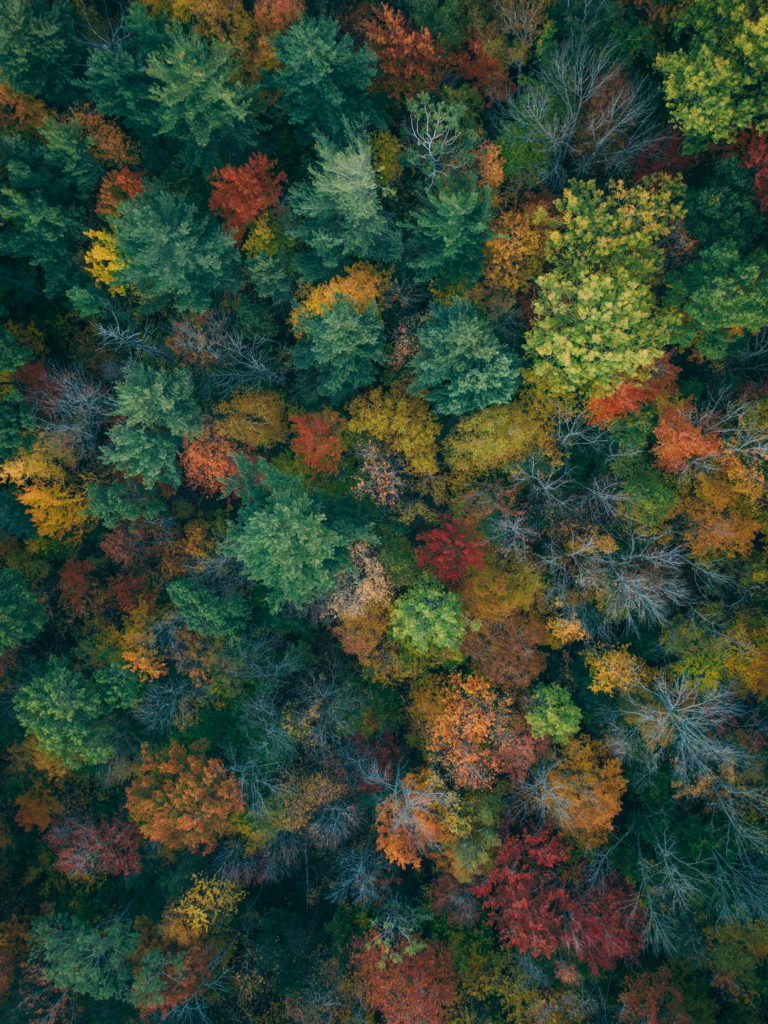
{"left": 1, "top": 1, "right": 768, "bottom": 1023}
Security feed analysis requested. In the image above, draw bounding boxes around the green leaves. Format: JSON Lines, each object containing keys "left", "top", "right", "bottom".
{"left": 0, "top": 568, "right": 46, "bottom": 655}
{"left": 411, "top": 300, "right": 520, "bottom": 416}
{"left": 525, "top": 684, "right": 582, "bottom": 745}
{"left": 31, "top": 916, "right": 138, "bottom": 1001}
{"left": 389, "top": 581, "right": 467, "bottom": 657}
{"left": 14, "top": 657, "right": 140, "bottom": 769}
{"left": 111, "top": 187, "right": 241, "bottom": 313}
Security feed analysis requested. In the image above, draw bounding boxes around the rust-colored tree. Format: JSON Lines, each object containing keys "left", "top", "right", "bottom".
{"left": 209, "top": 153, "right": 286, "bottom": 240}
{"left": 45, "top": 816, "right": 142, "bottom": 878}
{"left": 290, "top": 409, "right": 346, "bottom": 476}
{"left": 180, "top": 426, "right": 238, "bottom": 496}
{"left": 653, "top": 405, "right": 721, "bottom": 473}
{"left": 125, "top": 742, "right": 246, "bottom": 854}
{"left": 414, "top": 518, "right": 486, "bottom": 584}
{"left": 353, "top": 939, "right": 458, "bottom": 1024}
{"left": 356, "top": 4, "right": 443, "bottom": 98}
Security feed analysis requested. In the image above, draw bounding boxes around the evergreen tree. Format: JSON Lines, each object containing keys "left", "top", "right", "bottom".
{"left": 406, "top": 179, "right": 491, "bottom": 288}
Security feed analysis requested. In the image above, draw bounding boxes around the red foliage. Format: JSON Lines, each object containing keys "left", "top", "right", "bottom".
{"left": 741, "top": 131, "right": 768, "bottom": 212}
{"left": 473, "top": 829, "right": 572, "bottom": 959}
{"left": 462, "top": 612, "right": 549, "bottom": 690}
{"left": 354, "top": 940, "right": 459, "bottom": 1024}
{"left": 180, "top": 427, "right": 238, "bottom": 495}
{"left": 209, "top": 153, "right": 286, "bottom": 240}
{"left": 136, "top": 943, "right": 216, "bottom": 1019}
{"left": 57, "top": 559, "right": 97, "bottom": 616}
{"left": 252, "top": 0, "right": 305, "bottom": 35}
{"left": 45, "top": 816, "right": 142, "bottom": 878}
{"left": 632, "top": 129, "right": 695, "bottom": 180}
{"left": 587, "top": 355, "right": 681, "bottom": 426}
{"left": 429, "top": 874, "right": 482, "bottom": 926}
{"left": 106, "top": 573, "right": 149, "bottom": 615}
{"left": 654, "top": 405, "right": 721, "bottom": 473}
{"left": 100, "top": 520, "right": 176, "bottom": 568}
{"left": 290, "top": 409, "right": 346, "bottom": 476}
{"left": 70, "top": 104, "right": 139, "bottom": 166}
{"left": 356, "top": 4, "right": 443, "bottom": 98}
{"left": 620, "top": 966, "right": 692, "bottom": 1024}
{"left": 452, "top": 37, "right": 510, "bottom": 104}
{"left": 414, "top": 518, "right": 486, "bottom": 584}
{"left": 473, "top": 829, "right": 642, "bottom": 972}
{"left": 96, "top": 167, "right": 145, "bottom": 218}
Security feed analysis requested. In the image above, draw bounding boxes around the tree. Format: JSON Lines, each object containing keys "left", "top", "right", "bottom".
{"left": 356, "top": 4, "right": 443, "bottom": 99}
{"left": 30, "top": 915, "right": 138, "bottom": 1002}
{"left": 167, "top": 577, "right": 251, "bottom": 639}
{"left": 655, "top": 0, "right": 768, "bottom": 146}
{"left": 354, "top": 939, "right": 458, "bottom": 1024}
{"left": 0, "top": 568, "right": 46, "bottom": 655}
{"left": 525, "top": 684, "right": 582, "bottom": 745}
{"left": 419, "top": 673, "right": 539, "bottom": 789}
{"left": 109, "top": 186, "right": 241, "bottom": 313}
{"left": 13, "top": 657, "right": 140, "bottom": 769}
{"left": 267, "top": 15, "right": 379, "bottom": 144}
{"left": 347, "top": 383, "right": 440, "bottom": 476}
{"left": 101, "top": 362, "right": 202, "bottom": 488}
{"left": 479, "top": 200, "right": 552, "bottom": 313}
{"left": 462, "top": 612, "right": 549, "bottom": 690}
{"left": 375, "top": 768, "right": 457, "bottom": 869}
{"left": 288, "top": 134, "right": 401, "bottom": 280}
{"left": 529, "top": 736, "right": 627, "bottom": 847}
{"left": 180, "top": 425, "right": 237, "bottom": 494}
{"left": 0, "top": 0, "right": 85, "bottom": 108}
{"left": 414, "top": 518, "right": 485, "bottom": 584}
{"left": 125, "top": 742, "right": 246, "bottom": 854}
{"left": 389, "top": 582, "right": 467, "bottom": 657}
{"left": 619, "top": 967, "right": 693, "bottom": 1024}
{"left": 290, "top": 409, "right": 346, "bottom": 476}
{"left": 224, "top": 459, "right": 353, "bottom": 611}
{"left": 209, "top": 152, "right": 286, "bottom": 240}
{"left": 406, "top": 180, "right": 491, "bottom": 288}
{"left": 653, "top": 405, "right": 721, "bottom": 473}
{"left": 525, "top": 176, "right": 685, "bottom": 400}
{"left": 411, "top": 299, "right": 520, "bottom": 415}
{"left": 45, "top": 816, "right": 142, "bottom": 879}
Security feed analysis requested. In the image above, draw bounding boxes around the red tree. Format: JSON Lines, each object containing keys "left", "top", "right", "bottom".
{"left": 587, "top": 355, "right": 681, "bottom": 426}
{"left": 95, "top": 168, "right": 144, "bottom": 218}
{"left": 742, "top": 130, "right": 768, "bottom": 212}
{"left": 414, "top": 518, "right": 486, "bottom": 584}
{"left": 354, "top": 939, "right": 459, "bottom": 1024}
{"left": 209, "top": 153, "right": 286, "bottom": 240}
{"left": 290, "top": 409, "right": 346, "bottom": 476}
{"left": 620, "top": 967, "right": 692, "bottom": 1024}
{"left": 473, "top": 829, "right": 642, "bottom": 972}
{"left": 180, "top": 427, "right": 238, "bottom": 495}
{"left": 57, "top": 559, "right": 98, "bottom": 617}
{"left": 45, "top": 816, "right": 142, "bottom": 878}
{"left": 356, "top": 4, "right": 444, "bottom": 98}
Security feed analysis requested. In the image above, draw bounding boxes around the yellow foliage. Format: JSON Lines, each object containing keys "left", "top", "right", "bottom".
{"left": 443, "top": 401, "right": 555, "bottom": 480}
{"left": 118, "top": 600, "right": 167, "bottom": 682}
{"left": 83, "top": 229, "right": 127, "bottom": 294}
{"left": 0, "top": 442, "right": 89, "bottom": 540}
{"left": 290, "top": 262, "right": 389, "bottom": 333}
{"left": 214, "top": 389, "right": 288, "bottom": 448}
{"left": 347, "top": 382, "right": 440, "bottom": 476}
{"left": 458, "top": 557, "right": 543, "bottom": 621}
{"left": 477, "top": 201, "right": 552, "bottom": 312}
{"left": 546, "top": 616, "right": 588, "bottom": 647}
{"left": 161, "top": 874, "right": 245, "bottom": 945}
{"left": 584, "top": 646, "right": 650, "bottom": 695}
{"left": 371, "top": 130, "right": 403, "bottom": 184}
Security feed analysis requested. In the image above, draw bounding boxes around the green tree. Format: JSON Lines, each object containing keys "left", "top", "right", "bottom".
{"left": 0, "top": 0, "right": 85, "bottom": 107}
{"left": 406, "top": 180, "right": 491, "bottom": 288}
{"left": 13, "top": 657, "right": 140, "bottom": 769}
{"left": 411, "top": 299, "right": 520, "bottom": 415}
{"left": 389, "top": 581, "right": 467, "bottom": 657}
{"left": 524, "top": 177, "right": 685, "bottom": 400}
{"left": 167, "top": 578, "right": 251, "bottom": 639}
{"left": 101, "top": 363, "right": 202, "bottom": 488}
{"left": 224, "top": 460, "right": 352, "bottom": 611}
{"left": 655, "top": 0, "right": 768, "bottom": 146}
{"left": 111, "top": 187, "right": 241, "bottom": 313}
{"left": 267, "top": 15, "right": 379, "bottom": 144}
{"left": 293, "top": 296, "right": 385, "bottom": 403}
{"left": 525, "top": 684, "right": 582, "bottom": 745}
{"left": 30, "top": 915, "right": 138, "bottom": 1001}
{"left": 288, "top": 135, "right": 402, "bottom": 280}
{"left": 0, "top": 568, "right": 46, "bottom": 655}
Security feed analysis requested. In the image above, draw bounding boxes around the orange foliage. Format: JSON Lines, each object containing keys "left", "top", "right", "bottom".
{"left": 654, "top": 405, "right": 721, "bottom": 473}
{"left": 70, "top": 104, "right": 139, "bottom": 166}
{"left": 375, "top": 769, "right": 454, "bottom": 869}
{"left": 118, "top": 600, "right": 167, "bottom": 682}
{"left": 539, "top": 736, "right": 627, "bottom": 847}
{"left": 209, "top": 153, "right": 286, "bottom": 240}
{"left": 356, "top": 4, "right": 444, "bottom": 98}
{"left": 474, "top": 141, "right": 505, "bottom": 191}
{"left": 354, "top": 939, "right": 458, "bottom": 1024}
{"left": 0, "top": 82, "right": 49, "bottom": 132}
{"left": 95, "top": 168, "right": 144, "bottom": 218}
{"left": 15, "top": 788, "right": 63, "bottom": 832}
{"left": 478, "top": 200, "right": 552, "bottom": 312}
{"left": 126, "top": 742, "right": 246, "bottom": 854}
{"left": 462, "top": 611, "right": 549, "bottom": 689}
{"left": 180, "top": 426, "right": 238, "bottom": 495}
{"left": 252, "top": 0, "right": 305, "bottom": 35}
{"left": 417, "top": 673, "right": 541, "bottom": 789}
{"left": 619, "top": 966, "right": 692, "bottom": 1024}
{"left": 452, "top": 35, "right": 511, "bottom": 103}
{"left": 290, "top": 409, "right": 346, "bottom": 476}
{"left": 587, "top": 354, "right": 681, "bottom": 426}
{"left": 291, "top": 262, "right": 387, "bottom": 331}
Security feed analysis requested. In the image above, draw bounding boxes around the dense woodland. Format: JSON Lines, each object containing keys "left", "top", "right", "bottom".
{"left": 1, "top": 0, "right": 768, "bottom": 1021}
